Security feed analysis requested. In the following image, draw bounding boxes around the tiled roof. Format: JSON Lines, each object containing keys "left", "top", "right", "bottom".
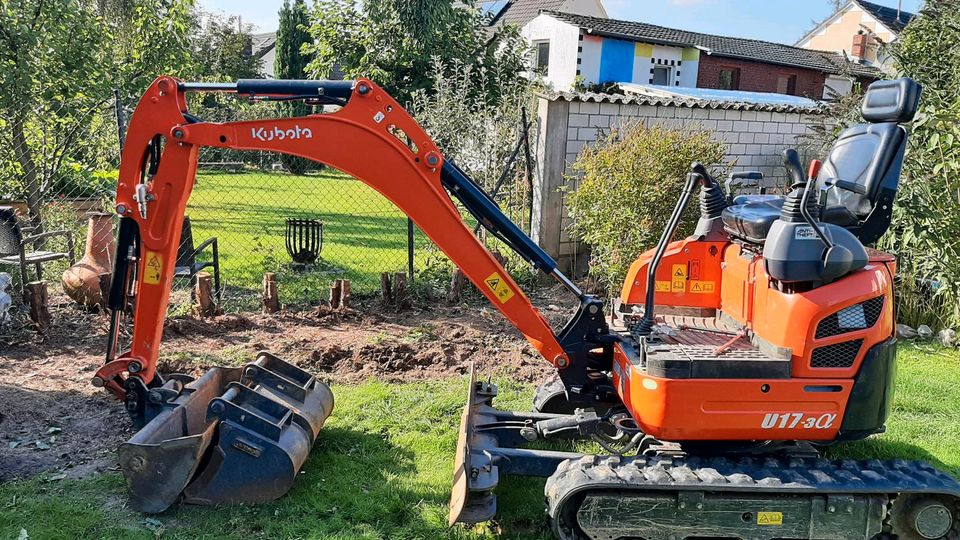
{"left": 543, "top": 11, "right": 883, "bottom": 79}
{"left": 541, "top": 90, "right": 826, "bottom": 114}
{"left": 493, "top": 0, "right": 566, "bottom": 28}
{"left": 854, "top": 0, "right": 916, "bottom": 33}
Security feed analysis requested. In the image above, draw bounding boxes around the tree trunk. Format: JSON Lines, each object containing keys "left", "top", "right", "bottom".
{"left": 10, "top": 109, "right": 44, "bottom": 237}
{"left": 262, "top": 272, "right": 280, "bottom": 314}
{"left": 26, "top": 281, "right": 50, "bottom": 331}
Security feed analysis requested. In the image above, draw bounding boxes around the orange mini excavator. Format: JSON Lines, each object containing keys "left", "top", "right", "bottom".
{"left": 98, "top": 76, "right": 960, "bottom": 539}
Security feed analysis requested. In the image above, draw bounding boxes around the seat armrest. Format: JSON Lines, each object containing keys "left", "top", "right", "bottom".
{"left": 192, "top": 236, "right": 218, "bottom": 255}
{"left": 21, "top": 229, "right": 73, "bottom": 246}
{"left": 725, "top": 171, "right": 765, "bottom": 198}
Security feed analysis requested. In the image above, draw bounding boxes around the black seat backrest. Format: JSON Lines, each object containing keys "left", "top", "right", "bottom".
{"left": 0, "top": 207, "right": 22, "bottom": 257}
{"left": 816, "top": 78, "right": 922, "bottom": 244}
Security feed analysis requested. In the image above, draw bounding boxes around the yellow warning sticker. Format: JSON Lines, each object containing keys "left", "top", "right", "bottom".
{"left": 671, "top": 278, "right": 686, "bottom": 293}
{"left": 484, "top": 272, "right": 515, "bottom": 304}
{"left": 757, "top": 511, "right": 783, "bottom": 526}
{"left": 689, "top": 280, "right": 716, "bottom": 294}
{"left": 144, "top": 251, "right": 163, "bottom": 285}
{"left": 655, "top": 281, "right": 671, "bottom": 292}
{"left": 672, "top": 264, "right": 687, "bottom": 278}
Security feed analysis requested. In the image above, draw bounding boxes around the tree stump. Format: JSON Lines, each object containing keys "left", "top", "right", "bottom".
{"left": 262, "top": 273, "right": 280, "bottom": 314}
{"left": 393, "top": 272, "right": 409, "bottom": 308}
{"left": 26, "top": 281, "right": 50, "bottom": 331}
{"left": 380, "top": 272, "right": 393, "bottom": 304}
{"left": 448, "top": 268, "right": 466, "bottom": 302}
{"left": 339, "top": 279, "right": 351, "bottom": 309}
{"left": 328, "top": 279, "right": 342, "bottom": 309}
{"left": 193, "top": 272, "right": 219, "bottom": 318}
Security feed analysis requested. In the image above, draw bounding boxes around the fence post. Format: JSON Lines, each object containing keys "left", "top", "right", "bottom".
{"left": 530, "top": 95, "right": 570, "bottom": 261}
{"left": 407, "top": 218, "right": 415, "bottom": 281}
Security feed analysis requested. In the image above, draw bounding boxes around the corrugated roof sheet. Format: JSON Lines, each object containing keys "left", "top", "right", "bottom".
{"left": 541, "top": 89, "right": 827, "bottom": 114}
{"left": 544, "top": 11, "right": 883, "bottom": 79}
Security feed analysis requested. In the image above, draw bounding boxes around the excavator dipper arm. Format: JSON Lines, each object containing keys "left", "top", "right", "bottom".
{"left": 93, "top": 76, "right": 606, "bottom": 408}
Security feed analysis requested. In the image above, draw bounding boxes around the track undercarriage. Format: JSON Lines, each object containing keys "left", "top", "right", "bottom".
{"left": 450, "top": 365, "right": 960, "bottom": 540}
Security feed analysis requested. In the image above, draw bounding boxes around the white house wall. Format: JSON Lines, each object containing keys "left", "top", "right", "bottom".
{"left": 579, "top": 34, "right": 603, "bottom": 85}
{"left": 523, "top": 15, "right": 583, "bottom": 90}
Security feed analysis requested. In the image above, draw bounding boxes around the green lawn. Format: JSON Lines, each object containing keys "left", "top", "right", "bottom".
{"left": 186, "top": 170, "right": 431, "bottom": 306}
{"left": 3, "top": 344, "right": 960, "bottom": 539}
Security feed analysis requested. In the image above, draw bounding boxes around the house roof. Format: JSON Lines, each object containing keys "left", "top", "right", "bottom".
{"left": 543, "top": 11, "right": 883, "bottom": 79}
{"left": 853, "top": 0, "right": 916, "bottom": 34}
{"left": 251, "top": 32, "right": 277, "bottom": 60}
{"left": 492, "top": 0, "right": 567, "bottom": 27}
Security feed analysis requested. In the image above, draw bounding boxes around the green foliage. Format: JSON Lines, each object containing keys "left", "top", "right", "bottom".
{"left": 565, "top": 123, "right": 727, "bottom": 291}
{"left": 188, "top": 10, "right": 261, "bottom": 82}
{"left": 304, "top": 0, "right": 529, "bottom": 106}
{"left": 275, "top": 0, "right": 315, "bottom": 175}
{"left": 0, "top": 0, "right": 192, "bottom": 230}
{"left": 880, "top": 0, "right": 960, "bottom": 328}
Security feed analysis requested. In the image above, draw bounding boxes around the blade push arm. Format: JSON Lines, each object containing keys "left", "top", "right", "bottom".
{"left": 95, "top": 76, "right": 601, "bottom": 400}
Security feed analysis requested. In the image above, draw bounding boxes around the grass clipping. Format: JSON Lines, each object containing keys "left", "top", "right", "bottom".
{"left": 565, "top": 122, "right": 726, "bottom": 291}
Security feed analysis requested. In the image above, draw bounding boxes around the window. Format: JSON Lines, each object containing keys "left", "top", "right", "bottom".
{"left": 533, "top": 41, "right": 550, "bottom": 73}
{"left": 652, "top": 66, "right": 672, "bottom": 86}
{"left": 777, "top": 74, "right": 798, "bottom": 95}
{"left": 718, "top": 67, "right": 740, "bottom": 90}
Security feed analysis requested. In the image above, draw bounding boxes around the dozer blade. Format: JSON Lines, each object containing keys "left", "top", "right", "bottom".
{"left": 119, "top": 352, "right": 333, "bottom": 513}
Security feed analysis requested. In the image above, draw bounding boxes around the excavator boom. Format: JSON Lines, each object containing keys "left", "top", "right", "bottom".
{"left": 95, "top": 76, "right": 608, "bottom": 512}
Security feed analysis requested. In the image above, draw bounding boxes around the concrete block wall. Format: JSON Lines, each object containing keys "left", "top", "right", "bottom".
{"left": 529, "top": 93, "right": 824, "bottom": 271}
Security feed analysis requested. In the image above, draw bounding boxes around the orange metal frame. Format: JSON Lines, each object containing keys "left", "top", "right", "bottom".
{"left": 94, "top": 76, "right": 567, "bottom": 398}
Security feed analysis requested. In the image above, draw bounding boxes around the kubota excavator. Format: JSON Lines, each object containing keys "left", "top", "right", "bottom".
{"left": 97, "top": 75, "right": 960, "bottom": 539}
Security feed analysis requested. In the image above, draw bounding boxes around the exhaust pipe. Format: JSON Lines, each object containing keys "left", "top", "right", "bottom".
{"left": 119, "top": 352, "right": 333, "bottom": 513}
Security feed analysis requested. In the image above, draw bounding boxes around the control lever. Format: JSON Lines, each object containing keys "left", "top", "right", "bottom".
{"left": 799, "top": 159, "right": 832, "bottom": 249}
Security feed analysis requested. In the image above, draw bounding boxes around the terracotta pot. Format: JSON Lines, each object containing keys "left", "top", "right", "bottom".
{"left": 62, "top": 212, "right": 116, "bottom": 306}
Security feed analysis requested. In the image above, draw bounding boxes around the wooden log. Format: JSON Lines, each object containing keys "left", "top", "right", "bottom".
{"left": 448, "top": 268, "right": 466, "bottom": 303}
{"left": 393, "top": 272, "right": 409, "bottom": 308}
{"left": 380, "top": 272, "right": 393, "bottom": 303}
{"left": 26, "top": 281, "right": 50, "bottom": 331}
{"left": 339, "top": 279, "right": 351, "bottom": 309}
{"left": 192, "top": 272, "right": 218, "bottom": 318}
{"left": 262, "top": 272, "right": 280, "bottom": 314}
{"left": 328, "top": 279, "right": 342, "bottom": 309}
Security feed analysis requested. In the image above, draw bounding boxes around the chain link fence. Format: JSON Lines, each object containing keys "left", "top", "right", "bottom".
{"left": 0, "top": 90, "right": 539, "bottom": 325}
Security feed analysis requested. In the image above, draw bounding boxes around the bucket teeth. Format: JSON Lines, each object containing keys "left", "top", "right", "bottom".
{"left": 120, "top": 352, "right": 333, "bottom": 513}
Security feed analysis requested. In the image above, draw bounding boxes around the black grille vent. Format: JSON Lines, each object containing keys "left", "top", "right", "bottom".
{"left": 811, "top": 339, "right": 863, "bottom": 369}
{"left": 815, "top": 297, "right": 884, "bottom": 339}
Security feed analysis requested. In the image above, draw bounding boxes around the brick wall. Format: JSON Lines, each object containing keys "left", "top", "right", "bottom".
{"left": 697, "top": 55, "right": 827, "bottom": 98}
{"left": 530, "top": 93, "right": 824, "bottom": 272}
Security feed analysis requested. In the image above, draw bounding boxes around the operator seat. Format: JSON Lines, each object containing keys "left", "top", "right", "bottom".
{"left": 721, "top": 78, "right": 922, "bottom": 246}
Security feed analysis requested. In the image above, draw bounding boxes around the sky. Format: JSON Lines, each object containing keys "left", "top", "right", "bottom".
{"left": 199, "top": 0, "right": 925, "bottom": 44}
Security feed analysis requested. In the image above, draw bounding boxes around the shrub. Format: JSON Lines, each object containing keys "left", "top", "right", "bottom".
{"left": 880, "top": 0, "right": 960, "bottom": 328}
{"left": 565, "top": 123, "right": 726, "bottom": 291}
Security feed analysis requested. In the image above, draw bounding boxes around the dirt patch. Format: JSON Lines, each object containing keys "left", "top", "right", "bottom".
{"left": 0, "top": 285, "right": 578, "bottom": 481}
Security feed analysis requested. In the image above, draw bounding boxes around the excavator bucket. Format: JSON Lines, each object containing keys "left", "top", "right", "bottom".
{"left": 118, "top": 352, "right": 333, "bottom": 513}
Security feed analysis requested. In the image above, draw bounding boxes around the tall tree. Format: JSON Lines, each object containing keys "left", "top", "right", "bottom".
{"left": 304, "top": 0, "right": 528, "bottom": 107}
{"left": 275, "top": 0, "right": 314, "bottom": 174}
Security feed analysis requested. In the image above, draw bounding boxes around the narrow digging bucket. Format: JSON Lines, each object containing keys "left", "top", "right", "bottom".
{"left": 119, "top": 352, "right": 334, "bottom": 513}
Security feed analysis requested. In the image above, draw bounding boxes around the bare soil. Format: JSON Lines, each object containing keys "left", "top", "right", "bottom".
{"left": 0, "top": 286, "right": 576, "bottom": 482}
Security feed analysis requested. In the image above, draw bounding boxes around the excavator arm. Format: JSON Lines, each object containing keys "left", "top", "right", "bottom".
{"left": 93, "top": 76, "right": 609, "bottom": 412}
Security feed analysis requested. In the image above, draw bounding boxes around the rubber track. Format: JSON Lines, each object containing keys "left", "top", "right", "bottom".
{"left": 545, "top": 455, "right": 960, "bottom": 540}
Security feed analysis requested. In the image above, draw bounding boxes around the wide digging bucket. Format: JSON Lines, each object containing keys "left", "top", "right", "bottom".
{"left": 119, "top": 352, "right": 334, "bottom": 513}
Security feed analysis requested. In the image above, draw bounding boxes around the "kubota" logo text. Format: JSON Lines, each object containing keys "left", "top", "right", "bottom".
{"left": 251, "top": 125, "right": 314, "bottom": 142}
